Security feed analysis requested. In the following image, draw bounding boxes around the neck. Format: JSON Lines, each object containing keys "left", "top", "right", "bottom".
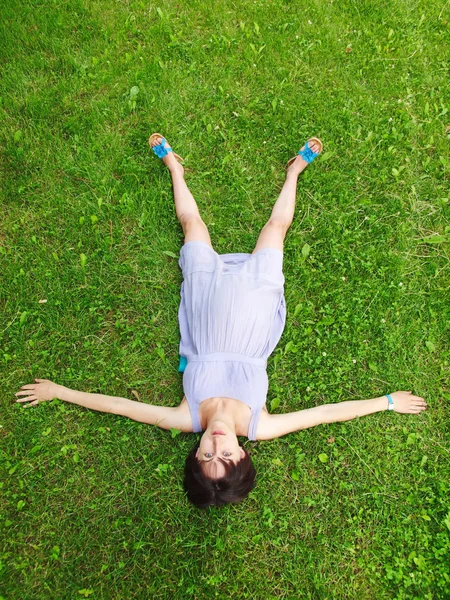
{"left": 202, "top": 397, "right": 237, "bottom": 433}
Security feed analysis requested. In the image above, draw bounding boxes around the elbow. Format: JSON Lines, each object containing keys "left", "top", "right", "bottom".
{"left": 321, "top": 404, "right": 335, "bottom": 424}
{"left": 108, "top": 397, "right": 123, "bottom": 415}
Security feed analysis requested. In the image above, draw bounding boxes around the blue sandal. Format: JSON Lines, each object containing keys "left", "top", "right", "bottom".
{"left": 149, "top": 132, "right": 183, "bottom": 162}
{"left": 287, "top": 137, "right": 323, "bottom": 168}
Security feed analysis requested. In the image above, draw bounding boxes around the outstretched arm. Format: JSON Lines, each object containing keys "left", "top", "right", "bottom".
{"left": 256, "top": 391, "right": 427, "bottom": 440}
{"left": 15, "top": 379, "right": 193, "bottom": 432}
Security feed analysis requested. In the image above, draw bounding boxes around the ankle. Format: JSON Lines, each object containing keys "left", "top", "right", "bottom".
{"left": 169, "top": 162, "right": 184, "bottom": 177}
{"left": 285, "top": 169, "right": 300, "bottom": 182}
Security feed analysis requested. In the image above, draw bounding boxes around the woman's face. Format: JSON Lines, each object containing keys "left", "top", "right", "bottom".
{"left": 196, "top": 424, "right": 245, "bottom": 479}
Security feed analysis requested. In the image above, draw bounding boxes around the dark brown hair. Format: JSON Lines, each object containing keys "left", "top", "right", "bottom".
{"left": 183, "top": 443, "right": 256, "bottom": 508}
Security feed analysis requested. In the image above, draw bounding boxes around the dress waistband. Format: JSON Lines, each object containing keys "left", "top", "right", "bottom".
{"left": 188, "top": 352, "right": 266, "bottom": 368}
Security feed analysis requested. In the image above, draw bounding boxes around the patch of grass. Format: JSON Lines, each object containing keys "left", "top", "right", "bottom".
{"left": 1, "top": 0, "right": 449, "bottom": 598}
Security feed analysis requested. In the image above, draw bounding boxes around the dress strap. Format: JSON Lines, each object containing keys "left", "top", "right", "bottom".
{"left": 247, "top": 411, "right": 261, "bottom": 442}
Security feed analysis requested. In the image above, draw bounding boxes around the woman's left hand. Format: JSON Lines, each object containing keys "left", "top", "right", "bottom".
{"left": 390, "top": 391, "right": 427, "bottom": 414}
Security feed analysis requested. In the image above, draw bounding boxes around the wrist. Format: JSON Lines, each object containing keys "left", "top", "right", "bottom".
{"left": 55, "top": 384, "right": 70, "bottom": 401}
{"left": 385, "top": 393, "right": 394, "bottom": 411}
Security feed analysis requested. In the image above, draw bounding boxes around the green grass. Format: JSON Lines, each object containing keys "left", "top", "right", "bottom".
{"left": 1, "top": 0, "right": 449, "bottom": 598}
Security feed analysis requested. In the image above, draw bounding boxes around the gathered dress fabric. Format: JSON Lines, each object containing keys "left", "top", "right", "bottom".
{"left": 178, "top": 241, "right": 286, "bottom": 440}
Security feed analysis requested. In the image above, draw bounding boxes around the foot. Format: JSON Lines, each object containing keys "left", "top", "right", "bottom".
{"left": 287, "top": 139, "right": 322, "bottom": 177}
{"left": 149, "top": 135, "right": 184, "bottom": 175}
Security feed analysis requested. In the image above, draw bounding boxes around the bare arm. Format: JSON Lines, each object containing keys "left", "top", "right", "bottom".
{"left": 256, "top": 391, "right": 427, "bottom": 440}
{"left": 15, "top": 379, "right": 193, "bottom": 432}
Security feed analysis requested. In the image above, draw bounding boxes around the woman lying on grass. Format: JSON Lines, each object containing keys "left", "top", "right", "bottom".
{"left": 16, "top": 134, "right": 427, "bottom": 508}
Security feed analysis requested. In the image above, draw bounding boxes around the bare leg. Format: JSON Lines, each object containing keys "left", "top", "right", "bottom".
{"left": 150, "top": 136, "right": 212, "bottom": 247}
{"left": 253, "top": 140, "right": 322, "bottom": 253}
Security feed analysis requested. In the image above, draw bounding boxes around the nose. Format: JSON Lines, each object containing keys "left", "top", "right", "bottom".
{"left": 213, "top": 436, "right": 224, "bottom": 451}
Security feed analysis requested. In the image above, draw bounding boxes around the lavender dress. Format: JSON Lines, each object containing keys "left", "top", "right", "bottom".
{"left": 178, "top": 241, "right": 286, "bottom": 440}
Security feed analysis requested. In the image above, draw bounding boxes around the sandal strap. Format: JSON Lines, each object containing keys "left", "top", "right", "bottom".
{"left": 152, "top": 137, "right": 173, "bottom": 159}
{"left": 298, "top": 142, "right": 319, "bottom": 164}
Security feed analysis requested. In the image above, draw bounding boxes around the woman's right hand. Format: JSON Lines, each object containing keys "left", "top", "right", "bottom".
{"left": 15, "top": 379, "right": 61, "bottom": 407}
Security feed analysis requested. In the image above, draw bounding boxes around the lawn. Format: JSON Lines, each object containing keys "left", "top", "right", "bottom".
{"left": 1, "top": 0, "right": 449, "bottom": 598}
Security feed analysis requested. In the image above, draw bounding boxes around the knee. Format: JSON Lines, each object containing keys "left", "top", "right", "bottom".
{"left": 266, "top": 217, "right": 290, "bottom": 233}
{"left": 180, "top": 213, "right": 207, "bottom": 236}
{"left": 180, "top": 213, "right": 203, "bottom": 228}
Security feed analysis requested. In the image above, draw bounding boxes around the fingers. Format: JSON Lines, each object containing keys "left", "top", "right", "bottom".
{"left": 410, "top": 399, "right": 427, "bottom": 411}
{"left": 15, "top": 386, "right": 39, "bottom": 404}
{"left": 395, "top": 391, "right": 427, "bottom": 407}
{"left": 408, "top": 402, "right": 427, "bottom": 413}
{"left": 17, "top": 379, "right": 47, "bottom": 392}
{"left": 16, "top": 395, "right": 37, "bottom": 403}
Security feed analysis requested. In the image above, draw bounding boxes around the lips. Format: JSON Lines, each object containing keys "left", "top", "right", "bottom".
{"left": 212, "top": 430, "right": 226, "bottom": 435}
